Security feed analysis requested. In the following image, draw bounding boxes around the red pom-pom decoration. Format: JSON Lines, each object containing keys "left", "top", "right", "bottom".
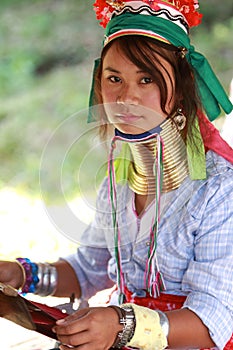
{"left": 93, "top": 0, "right": 202, "bottom": 28}
{"left": 172, "top": 0, "right": 203, "bottom": 27}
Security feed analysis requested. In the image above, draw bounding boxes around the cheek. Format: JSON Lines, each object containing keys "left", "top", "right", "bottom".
{"left": 143, "top": 89, "right": 162, "bottom": 112}
{"left": 100, "top": 81, "right": 115, "bottom": 123}
{"left": 102, "top": 91, "right": 113, "bottom": 103}
{"left": 101, "top": 81, "right": 116, "bottom": 103}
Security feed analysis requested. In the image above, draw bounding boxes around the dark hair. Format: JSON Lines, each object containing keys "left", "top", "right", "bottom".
{"left": 93, "top": 35, "right": 201, "bottom": 141}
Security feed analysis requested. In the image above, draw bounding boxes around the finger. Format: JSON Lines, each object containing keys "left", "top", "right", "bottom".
{"left": 59, "top": 308, "right": 89, "bottom": 323}
{"left": 59, "top": 344, "right": 76, "bottom": 349}
{"left": 54, "top": 316, "right": 89, "bottom": 336}
{"left": 54, "top": 308, "right": 90, "bottom": 333}
{"left": 57, "top": 330, "right": 88, "bottom": 347}
{"left": 60, "top": 342, "right": 102, "bottom": 350}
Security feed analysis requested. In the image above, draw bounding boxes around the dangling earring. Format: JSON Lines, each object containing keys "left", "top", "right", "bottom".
{"left": 173, "top": 108, "right": 186, "bottom": 131}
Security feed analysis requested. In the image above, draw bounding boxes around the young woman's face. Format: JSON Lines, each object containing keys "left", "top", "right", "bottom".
{"left": 101, "top": 41, "right": 175, "bottom": 134}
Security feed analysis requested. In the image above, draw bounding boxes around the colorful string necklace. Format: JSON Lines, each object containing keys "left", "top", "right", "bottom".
{"left": 108, "top": 126, "right": 166, "bottom": 301}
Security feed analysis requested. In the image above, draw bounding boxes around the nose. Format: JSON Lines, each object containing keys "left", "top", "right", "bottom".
{"left": 117, "top": 84, "right": 139, "bottom": 105}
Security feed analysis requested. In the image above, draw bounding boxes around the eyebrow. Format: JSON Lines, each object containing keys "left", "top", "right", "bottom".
{"left": 103, "top": 66, "right": 120, "bottom": 73}
{"left": 103, "top": 66, "right": 147, "bottom": 74}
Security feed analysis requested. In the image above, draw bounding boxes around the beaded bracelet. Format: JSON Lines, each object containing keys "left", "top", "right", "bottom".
{"left": 16, "top": 258, "right": 39, "bottom": 293}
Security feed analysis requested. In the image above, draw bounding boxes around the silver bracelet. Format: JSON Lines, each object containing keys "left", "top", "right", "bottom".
{"left": 157, "top": 310, "right": 170, "bottom": 338}
{"left": 34, "top": 263, "right": 58, "bottom": 296}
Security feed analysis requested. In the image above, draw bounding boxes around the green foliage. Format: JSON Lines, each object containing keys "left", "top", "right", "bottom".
{"left": 198, "top": 0, "right": 233, "bottom": 27}
{"left": 191, "top": 10, "right": 233, "bottom": 90}
{"left": 0, "top": 0, "right": 102, "bottom": 96}
{"left": 0, "top": 0, "right": 104, "bottom": 201}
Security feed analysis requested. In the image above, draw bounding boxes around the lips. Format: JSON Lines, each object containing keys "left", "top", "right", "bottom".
{"left": 115, "top": 113, "right": 142, "bottom": 124}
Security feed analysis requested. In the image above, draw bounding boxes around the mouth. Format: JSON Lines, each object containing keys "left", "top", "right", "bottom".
{"left": 115, "top": 113, "right": 142, "bottom": 124}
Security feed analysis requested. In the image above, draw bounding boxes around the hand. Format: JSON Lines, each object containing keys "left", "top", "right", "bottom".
{"left": 0, "top": 260, "right": 24, "bottom": 289}
{"left": 53, "top": 306, "right": 122, "bottom": 350}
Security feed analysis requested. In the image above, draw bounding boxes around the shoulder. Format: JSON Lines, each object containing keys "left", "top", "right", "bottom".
{"left": 206, "top": 150, "right": 233, "bottom": 178}
{"left": 204, "top": 150, "right": 233, "bottom": 198}
{"left": 185, "top": 151, "right": 233, "bottom": 220}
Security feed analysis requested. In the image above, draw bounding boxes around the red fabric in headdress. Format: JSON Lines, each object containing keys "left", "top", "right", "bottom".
{"left": 198, "top": 110, "right": 233, "bottom": 164}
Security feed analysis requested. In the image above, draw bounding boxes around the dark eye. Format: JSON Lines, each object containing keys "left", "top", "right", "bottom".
{"left": 141, "top": 77, "right": 153, "bottom": 84}
{"left": 108, "top": 76, "right": 121, "bottom": 83}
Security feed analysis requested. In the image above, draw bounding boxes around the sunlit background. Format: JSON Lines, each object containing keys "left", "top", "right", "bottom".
{"left": 0, "top": 0, "right": 232, "bottom": 348}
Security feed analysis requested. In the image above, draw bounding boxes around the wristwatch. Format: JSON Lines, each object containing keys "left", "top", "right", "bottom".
{"left": 109, "top": 305, "right": 136, "bottom": 349}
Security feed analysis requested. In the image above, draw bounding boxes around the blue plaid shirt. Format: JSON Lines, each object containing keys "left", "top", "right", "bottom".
{"left": 65, "top": 151, "right": 233, "bottom": 349}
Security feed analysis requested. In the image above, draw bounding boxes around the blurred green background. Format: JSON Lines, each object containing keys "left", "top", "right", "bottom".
{"left": 0, "top": 0, "right": 104, "bottom": 202}
{"left": 0, "top": 0, "right": 233, "bottom": 201}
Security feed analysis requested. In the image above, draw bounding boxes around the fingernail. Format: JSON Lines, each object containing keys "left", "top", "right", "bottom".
{"left": 56, "top": 318, "right": 66, "bottom": 325}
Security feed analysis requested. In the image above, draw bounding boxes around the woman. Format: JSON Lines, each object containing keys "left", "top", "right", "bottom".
{"left": 0, "top": 1, "right": 233, "bottom": 349}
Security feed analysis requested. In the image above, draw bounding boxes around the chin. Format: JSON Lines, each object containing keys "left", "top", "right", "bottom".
{"left": 115, "top": 124, "right": 146, "bottom": 135}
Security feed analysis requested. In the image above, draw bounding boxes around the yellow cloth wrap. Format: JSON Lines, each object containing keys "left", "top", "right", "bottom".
{"left": 123, "top": 303, "right": 168, "bottom": 350}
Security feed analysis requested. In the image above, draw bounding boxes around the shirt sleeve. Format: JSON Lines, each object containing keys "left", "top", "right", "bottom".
{"left": 182, "top": 167, "right": 233, "bottom": 349}
{"left": 64, "top": 243, "right": 114, "bottom": 300}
